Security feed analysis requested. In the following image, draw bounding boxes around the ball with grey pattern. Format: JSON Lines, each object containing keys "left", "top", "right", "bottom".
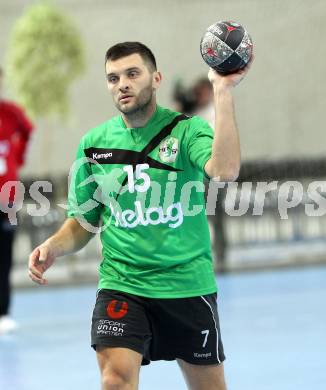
{"left": 200, "top": 21, "right": 253, "bottom": 74}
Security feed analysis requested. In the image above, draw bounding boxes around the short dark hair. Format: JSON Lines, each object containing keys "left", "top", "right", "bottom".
{"left": 105, "top": 42, "right": 157, "bottom": 71}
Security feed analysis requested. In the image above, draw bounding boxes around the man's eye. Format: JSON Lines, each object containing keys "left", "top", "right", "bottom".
{"left": 108, "top": 76, "right": 118, "bottom": 83}
{"left": 129, "top": 71, "right": 138, "bottom": 78}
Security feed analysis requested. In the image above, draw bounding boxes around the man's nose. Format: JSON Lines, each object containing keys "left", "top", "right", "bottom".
{"left": 118, "top": 75, "right": 130, "bottom": 92}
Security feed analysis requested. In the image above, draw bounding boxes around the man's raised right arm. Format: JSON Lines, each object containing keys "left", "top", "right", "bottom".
{"left": 28, "top": 218, "right": 95, "bottom": 285}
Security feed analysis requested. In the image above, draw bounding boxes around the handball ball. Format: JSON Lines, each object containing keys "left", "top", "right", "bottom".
{"left": 200, "top": 21, "right": 253, "bottom": 74}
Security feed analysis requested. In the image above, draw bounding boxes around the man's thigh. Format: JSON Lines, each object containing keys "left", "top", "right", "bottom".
{"left": 97, "top": 346, "right": 142, "bottom": 389}
{"left": 177, "top": 359, "right": 227, "bottom": 390}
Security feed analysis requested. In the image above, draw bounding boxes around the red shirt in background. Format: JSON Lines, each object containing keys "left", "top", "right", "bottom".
{"left": 0, "top": 101, "right": 33, "bottom": 203}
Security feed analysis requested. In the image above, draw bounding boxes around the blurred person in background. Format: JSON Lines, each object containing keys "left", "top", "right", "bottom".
{"left": 172, "top": 77, "right": 214, "bottom": 126}
{"left": 174, "top": 77, "right": 227, "bottom": 269}
{"left": 172, "top": 79, "right": 197, "bottom": 115}
{"left": 0, "top": 66, "right": 33, "bottom": 334}
{"left": 28, "top": 42, "right": 252, "bottom": 390}
{"left": 192, "top": 77, "right": 215, "bottom": 127}
{"left": 192, "top": 78, "right": 227, "bottom": 270}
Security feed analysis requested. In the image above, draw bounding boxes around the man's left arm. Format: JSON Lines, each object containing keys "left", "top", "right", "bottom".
{"left": 204, "top": 56, "right": 254, "bottom": 181}
{"left": 13, "top": 105, "right": 33, "bottom": 167}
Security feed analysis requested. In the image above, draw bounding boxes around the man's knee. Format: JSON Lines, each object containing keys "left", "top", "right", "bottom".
{"left": 101, "top": 367, "right": 132, "bottom": 390}
{"left": 97, "top": 347, "right": 142, "bottom": 390}
{"left": 177, "top": 359, "right": 227, "bottom": 390}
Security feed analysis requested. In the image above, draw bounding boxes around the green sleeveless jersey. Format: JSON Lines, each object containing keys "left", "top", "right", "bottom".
{"left": 68, "top": 105, "right": 217, "bottom": 298}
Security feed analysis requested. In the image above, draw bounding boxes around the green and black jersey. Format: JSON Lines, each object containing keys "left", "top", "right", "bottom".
{"left": 68, "top": 105, "right": 217, "bottom": 298}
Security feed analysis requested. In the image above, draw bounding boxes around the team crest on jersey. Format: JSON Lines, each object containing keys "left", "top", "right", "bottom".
{"left": 158, "top": 136, "right": 178, "bottom": 163}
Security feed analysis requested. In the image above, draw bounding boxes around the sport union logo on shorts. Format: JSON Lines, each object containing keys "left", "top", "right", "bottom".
{"left": 158, "top": 136, "right": 178, "bottom": 163}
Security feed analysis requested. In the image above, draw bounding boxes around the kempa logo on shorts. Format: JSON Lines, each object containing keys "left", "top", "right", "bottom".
{"left": 158, "top": 136, "right": 178, "bottom": 163}
{"left": 92, "top": 152, "right": 113, "bottom": 160}
{"left": 194, "top": 352, "right": 212, "bottom": 358}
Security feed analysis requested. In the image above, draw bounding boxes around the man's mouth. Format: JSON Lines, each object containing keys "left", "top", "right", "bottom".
{"left": 119, "top": 95, "right": 133, "bottom": 102}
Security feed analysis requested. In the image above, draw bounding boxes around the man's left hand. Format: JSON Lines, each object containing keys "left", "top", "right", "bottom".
{"left": 208, "top": 53, "right": 254, "bottom": 90}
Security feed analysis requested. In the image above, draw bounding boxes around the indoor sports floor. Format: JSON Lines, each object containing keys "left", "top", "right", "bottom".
{"left": 1, "top": 265, "right": 325, "bottom": 390}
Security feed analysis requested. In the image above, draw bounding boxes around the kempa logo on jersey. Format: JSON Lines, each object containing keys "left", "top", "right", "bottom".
{"left": 92, "top": 152, "right": 113, "bottom": 160}
{"left": 158, "top": 136, "right": 178, "bottom": 163}
{"left": 109, "top": 200, "right": 183, "bottom": 229}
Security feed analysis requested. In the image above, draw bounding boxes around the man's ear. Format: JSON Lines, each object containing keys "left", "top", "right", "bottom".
{"left": 153, "top": 71, "right": 162, "bottom": 89}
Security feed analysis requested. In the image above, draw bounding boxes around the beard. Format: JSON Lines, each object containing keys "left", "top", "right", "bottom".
{"left": 115, "top": 83, "right": 154, "bottom": 116}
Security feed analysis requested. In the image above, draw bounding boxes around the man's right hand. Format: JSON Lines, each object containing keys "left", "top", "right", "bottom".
{"left": 28, "top": 217, "right": 95, "bottom": 285}
{"left": 28, "top": 242, "right": 57, "bottom": 285}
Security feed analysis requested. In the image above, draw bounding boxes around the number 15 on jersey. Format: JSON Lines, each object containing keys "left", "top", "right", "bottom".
{"left": 122, "top": 163, "right": 150, "bottom": 194}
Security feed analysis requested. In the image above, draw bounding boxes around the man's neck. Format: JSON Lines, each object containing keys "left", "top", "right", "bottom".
{"left": 122, "top": 99, "right": 157, "bottom": 128}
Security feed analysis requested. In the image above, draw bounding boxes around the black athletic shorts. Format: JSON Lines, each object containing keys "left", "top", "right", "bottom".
{"left": 91, "top": 289, "right": 225, "bottom": 366}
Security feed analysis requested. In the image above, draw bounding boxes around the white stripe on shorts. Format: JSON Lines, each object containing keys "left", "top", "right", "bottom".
{"left": 96, "top": 288, "right": 102, "bottom": 299}
{"left": 200, "top": 295, "right": 221, "bottom": 364}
